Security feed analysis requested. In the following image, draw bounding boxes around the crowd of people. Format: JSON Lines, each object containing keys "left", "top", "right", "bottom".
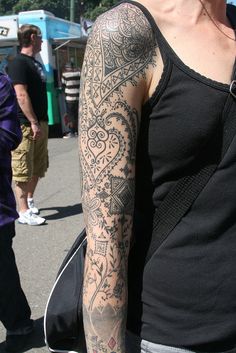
{"left": 1, "top": 0, "right": 236, "bottom": 352}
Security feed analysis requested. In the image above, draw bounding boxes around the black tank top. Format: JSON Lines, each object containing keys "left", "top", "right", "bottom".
{"left": 126, "top": 2, "right": 236, "bottom": 352}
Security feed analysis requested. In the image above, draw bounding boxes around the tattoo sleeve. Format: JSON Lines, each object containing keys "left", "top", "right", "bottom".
{"left": 79, "top": 3, "right": 157, "bottom": 352}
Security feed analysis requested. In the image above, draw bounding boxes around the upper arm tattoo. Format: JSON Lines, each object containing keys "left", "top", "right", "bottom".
{"left": 79, "top": 3, "right": 157, "bottom": 352}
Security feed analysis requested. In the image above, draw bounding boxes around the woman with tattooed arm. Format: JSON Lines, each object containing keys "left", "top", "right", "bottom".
{"left": 79, "top": 0, "right": 236, "bottom": 352}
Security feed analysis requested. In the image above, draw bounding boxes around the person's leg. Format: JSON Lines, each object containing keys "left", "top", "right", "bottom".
{"left": 77, "top": 101, "right": 80, "bottom": 131}
{"left": 33, "top": 121, "right": 49, "bottom": 180}
{"left": 27, "top": 175, "right": 39, "bottom": 199}
{"left": 27, "top": 121, "right": 48, "bottom": 213}
{"left": 27, "top": 175, "right": 39, "bottom": 214}
{"left": 71, "top": 101, "right": 79, "bottom": 134}
{"left": 0, "top": 222, "right": 34, "bottom": 352}
{"left": 14, "top": 177, "right": 40, "bottom": 214}
{"left": 12, "top": 125, "right": 46, "bottom": 225}
{"left": 0, "top": 222, "right": 32, "bottom": 331}
{"left": 14, "top": 180, "right": 45, "bottom": 225}
{"left": 65, "top": 101, "right": 78, "bottom": 135}
{"left": 14, "top": 181, "right": 29, "bottom": 213}
{"left": 12, "top": 125, "right": 34, "bottom": 214}
{"left": 65, "top": 101, "right": 74, "bottom": 134}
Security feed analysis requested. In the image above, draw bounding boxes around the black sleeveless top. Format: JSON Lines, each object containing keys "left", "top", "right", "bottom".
{"left": 126, "top": 2, "right": 236, "bottom": 352}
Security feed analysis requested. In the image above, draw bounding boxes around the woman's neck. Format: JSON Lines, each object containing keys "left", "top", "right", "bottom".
{"left": 197, "top": 0, "right": 228, "bottom": 24}
{"left": 138, "top": 0, "right": 227, "bottom": 25}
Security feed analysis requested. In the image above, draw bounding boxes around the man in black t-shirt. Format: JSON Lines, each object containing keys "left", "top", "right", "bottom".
{"left": 8, "top": 24, "right": 48, "bottom": 226}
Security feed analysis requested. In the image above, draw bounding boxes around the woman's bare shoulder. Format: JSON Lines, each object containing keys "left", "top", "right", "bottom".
{"left": 89, "top": 2, "right": 157, "bottom": 70}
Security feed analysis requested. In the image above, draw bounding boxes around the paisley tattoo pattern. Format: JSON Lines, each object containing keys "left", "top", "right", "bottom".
{"left": 79, "top": 3, "right": 158, "bottom": 352}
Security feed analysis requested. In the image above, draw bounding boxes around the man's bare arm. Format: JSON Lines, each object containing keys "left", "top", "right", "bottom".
{"left": 14, "top": 84, "right": 41, "bottom": 139}
{"left": 79, "top": 4, "right": 158, "bottom": 352}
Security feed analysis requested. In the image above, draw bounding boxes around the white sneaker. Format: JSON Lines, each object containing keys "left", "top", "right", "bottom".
{"left": 63, "top": 132, "right": 76, "bottom": 138}
{"left": 27, "top": 198, "right": 39, "bottom": 214}
{"left": 18, "top": 210, "right": 46, "bottom": 226}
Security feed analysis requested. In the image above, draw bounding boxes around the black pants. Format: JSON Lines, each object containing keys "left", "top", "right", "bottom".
{"left": 66, "top": 101, "right": 79, "bottom": 133}
{"left": 0, "top": 222, "right": 31, "bottom": 331}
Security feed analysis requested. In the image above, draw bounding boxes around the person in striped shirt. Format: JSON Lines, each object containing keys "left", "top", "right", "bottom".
{"left": 61, "top": 62, "right": 80, "bottom": 138}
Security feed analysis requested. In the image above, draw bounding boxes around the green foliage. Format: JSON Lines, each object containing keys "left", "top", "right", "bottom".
{"left": 83, "top": 0, "right": 119, "bottom": 21}
{"left": 0, "top": 0, "right": 119, "bottom": 21}
{"left": 12, "top": 0, "right": 69, "bottom": 19}
{"left": 0, "top": 0, "right": 18, "bottom": 15}
{"left": 85, "top": 6, "right": 107, "bottom": 21}
{"left": 0, "top": 0, "right": 73, "bottom": 18}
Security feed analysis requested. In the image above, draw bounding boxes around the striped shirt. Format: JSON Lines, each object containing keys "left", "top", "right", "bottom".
{"left": 0, "top": 73, "right": 22, "bottom": 227}
{"left": 61, "top": 70, "right": 80, "bottom": 102}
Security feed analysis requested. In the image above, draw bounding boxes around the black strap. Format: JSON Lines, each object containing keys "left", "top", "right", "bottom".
{"left": 146, "top": 90, "right": 236, "bottom": 263}
{"left": 227, "top": 3, "right": 236, "bottom": 31}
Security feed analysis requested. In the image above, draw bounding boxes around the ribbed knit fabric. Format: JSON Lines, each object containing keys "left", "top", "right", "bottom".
{"left": 125, "top": 1, "right": 236, "bottom": 351}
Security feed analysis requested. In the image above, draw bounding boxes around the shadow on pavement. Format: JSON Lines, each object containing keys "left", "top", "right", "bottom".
{"left": 40, "top": 203, "right": 83, "bottom": 220}
{"left": 0, "top": 317, "right": 46, "bottom": 353}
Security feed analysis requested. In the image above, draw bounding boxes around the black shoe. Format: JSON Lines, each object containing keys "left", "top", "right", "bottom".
{"left": 5, "top": 325, "right": 34, "bottom": 352}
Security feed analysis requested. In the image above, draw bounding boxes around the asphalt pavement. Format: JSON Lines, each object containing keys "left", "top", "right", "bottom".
{"left": 0, "top": 137, "right": 85, "bottom": 353}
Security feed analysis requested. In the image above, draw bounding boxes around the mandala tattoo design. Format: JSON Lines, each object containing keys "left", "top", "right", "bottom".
{"left": 82, "top": 3, "right": 157, "bottom": 107}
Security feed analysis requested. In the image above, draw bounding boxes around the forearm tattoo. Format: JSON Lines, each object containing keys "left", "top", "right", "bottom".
{"left": 79, "top": 3, "right": 157, "bottom": 352}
